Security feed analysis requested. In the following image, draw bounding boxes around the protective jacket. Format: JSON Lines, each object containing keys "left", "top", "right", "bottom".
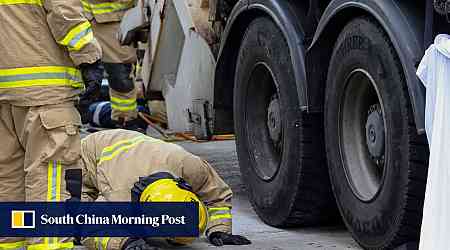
{"left": 81, "top": 0, "right": 135, "bottom": 24}
{"left": 0, "top": 0, "right": 102, "bottom": 106}
{"left": 80, "top": 129, "right": 233, "bottom": 250}
{"left": 81, "top": 0, "right": 137, "bottom": 64}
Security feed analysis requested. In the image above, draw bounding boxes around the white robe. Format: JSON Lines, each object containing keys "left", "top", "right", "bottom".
{"left": 417, "top": 34, "right": 450, "bottom": 250}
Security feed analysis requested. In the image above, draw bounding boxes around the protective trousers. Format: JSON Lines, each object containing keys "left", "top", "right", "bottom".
{"left": 104, "top": 63, "right": 137, "bottom": 122}
{"left": 0, "top": 102, "right": 82, "bottom": 250}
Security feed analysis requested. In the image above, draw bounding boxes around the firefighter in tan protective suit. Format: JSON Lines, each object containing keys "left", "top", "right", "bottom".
{"left": 0, "top": 0, "right": 103, "bottom": 249}
{"left": 79, "top": 129, "right": 251, "bottom": 250}
{"left": 81, "top": 0, "right": 139, "bottom": 126}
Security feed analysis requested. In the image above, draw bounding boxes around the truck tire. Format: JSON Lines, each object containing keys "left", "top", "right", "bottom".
{"left": 324, "top": 17, "right": 429, "bottom": 249}
{"left": 234, "top": 17, "right": 337, "bottom": 227}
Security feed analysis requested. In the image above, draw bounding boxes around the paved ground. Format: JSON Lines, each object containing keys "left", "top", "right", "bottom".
{"left": 176, "top": 140, "right": 360, "bottom": 250}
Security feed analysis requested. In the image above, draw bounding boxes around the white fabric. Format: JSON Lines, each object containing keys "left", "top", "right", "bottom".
{"left": 417, "top": 34, "right": 450, "bottom": 144}
{"left": 93, "top": 101, "right": 109, "bottom": 126}
{"left": 418, "top": 34, "right": 450, "bottom": 250}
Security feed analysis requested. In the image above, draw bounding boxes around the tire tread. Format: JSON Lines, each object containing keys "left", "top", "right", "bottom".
{"left": 364, "top": 17, "right": 428, "bottom": 249}
{"left": 286, "top": 113, "right": 338, "bottom": 226}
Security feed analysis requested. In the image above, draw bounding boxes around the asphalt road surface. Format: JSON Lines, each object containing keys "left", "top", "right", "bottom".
{"left": 177, "top": 140, "right": 360, "bottom": 250}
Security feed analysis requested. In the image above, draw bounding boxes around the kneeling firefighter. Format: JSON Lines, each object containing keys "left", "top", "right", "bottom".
{"left": 80, "top": 129, "right": 251, "bottom": 250}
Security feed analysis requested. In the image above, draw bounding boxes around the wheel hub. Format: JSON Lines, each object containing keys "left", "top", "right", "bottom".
{"left": 339, "top": 69, "right": 386, "bottom": 201}
{"left": 267, "top": 95, "right": 282, "bottom": 145}
{"left": 245, "top": 62, "right": 282, "bottom": 181}
{"left": 366, "top": 104, "right": 385, "bottom": 162}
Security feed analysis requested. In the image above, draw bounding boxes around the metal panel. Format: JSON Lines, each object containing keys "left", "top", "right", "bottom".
{"left": 143, "top": 0, "right": 216, "bottom": 132}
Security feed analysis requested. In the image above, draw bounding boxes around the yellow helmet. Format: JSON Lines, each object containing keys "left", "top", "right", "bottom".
{"left": 132, "top": 172, "right": 208, "bottom": 245}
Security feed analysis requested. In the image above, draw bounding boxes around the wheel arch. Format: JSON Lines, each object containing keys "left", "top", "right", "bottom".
{"left": 213, "top": 0, "right": 309, "bottom": 133}
{"left": 306, "top": 0, "right": 426, "bottom": 133}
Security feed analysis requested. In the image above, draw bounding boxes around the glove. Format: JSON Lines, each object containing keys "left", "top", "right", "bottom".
{"left": 208, "top": 232, "right": 251, "bottom": 246}
{"left": 77, "top": 61, "right": 104, "bottom": 123}
{"left": 122, "top": 238, "right": 159, "bottom": 250}
{"left": 79, "top": 60, "right": 104, "bottom": 87}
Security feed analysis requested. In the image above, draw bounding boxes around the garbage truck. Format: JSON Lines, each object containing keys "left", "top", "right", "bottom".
{"left": 120, "top": 0, "right": 450, "bottom": 249}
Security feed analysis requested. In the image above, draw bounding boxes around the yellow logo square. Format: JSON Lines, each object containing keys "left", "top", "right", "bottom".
{"left": 11, "top": 210, "right": 35, "bottom": 229}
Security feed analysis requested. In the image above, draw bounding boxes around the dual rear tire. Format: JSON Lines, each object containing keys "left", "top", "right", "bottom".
{"left": 324, "top": 17, "right": 428, "bottom": 249}
{"left": 234, "top": 17, "right": 337, "bottom": 227}
{"left": 234, "top": 16, "right": 429, "bottom": 249}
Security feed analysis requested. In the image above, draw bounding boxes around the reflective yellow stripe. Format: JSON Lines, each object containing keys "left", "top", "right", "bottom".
{"left": 210, "top": 213, "right": 232, "bottom": 221}
{"left": 101, "top": 237, "right": 109, "bottom": 250}
{"left": 101, "top": 136, "right": 147, "bottom": 155}
{"left": 0, "top": 241, "right": 26, "bottom": 250}
{"left": 110, "top": 96, "right": 137, "bottom": 112}
{"left": 0, "top": 0, "right": 42, "bottom": 5}
{"left": 208, "top": 207, "right": 232, "bottom": 222}
{"left": 208, "top": 207, "right": 231, "bottom": 212}
{"left": 110, "top": 103, "right": 137, "bottom": 112}
{"left": 0, "top": 79, "right": 83, "bottom": 88}
{"left": 55, "top": 161, "right": 62, "bottom": 202}
{"left": 45, "top": 160, "right": 62, "bottom": 247}
{"left": 0, "top": 66, "right": 79, "bottom": 76}
{"left": 98, "top": 137, "right": 148, "bottom": 164}
{"left": 51, "top": 238, "right": 58, "bottom": 247}
{"left": 47, "top": 160, "right": 63, "bottom": 202}
{"left": 94, "top": 237, "right": 110, "bottom": 250}
{"left": 27, "top": 242, "right": 73, "bottom": 250}
{"left": 208, "top": 207, "right": 231, "bottom": 216}
{"left": 209, "top": 210, "right": 231, "bottom": 216}
{"left": 81, "top": 0, "right": 91, "bottom": 11}
{"left": 47, "top": 161, "right": 54, "bottom": 202}
{"left": 82, "top": 0, "right": 134, "bottom": 15}
{"left": 110, "top": 96, "right": 136, "bottom": 105}
{"left": 41, "top": 238, "right": 62, "bottom": 249}
{"left": 0, "top": 66, "right": 83, "bottom": 89}
{"left": 98, "top": 136, "right": 162, "bottom": 164}
{"left": 59, "top": 21, "right": 93, "bottom": 51}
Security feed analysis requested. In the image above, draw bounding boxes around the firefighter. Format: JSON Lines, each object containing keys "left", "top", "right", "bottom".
{"left": 80, "top": 129, "right": 251, "bottom": 250}
{"left": 0, "top": 0, "right": 103, "bottom": 249}
{"left": 81, "top": 0, "right": 138, "bottom": 127}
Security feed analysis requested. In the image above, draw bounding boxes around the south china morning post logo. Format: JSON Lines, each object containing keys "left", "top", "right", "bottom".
{"left": 0, "top": 203, "right": 198, "bottom": 237}
{"left": 11, "top": 210, "right": 35, "bottom": 229}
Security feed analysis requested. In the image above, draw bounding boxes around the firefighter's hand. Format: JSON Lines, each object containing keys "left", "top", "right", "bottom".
{"left": 79, "top": 60, "right": 104, "bottom": 88}
{"left": 79, "top": 60, "right": 103, "bottom": 103}
{"left": 77, "top": 82, "right": 101, "bottom": 123}
{"left": 77, "top": 60, "right": 103, "bottom": 123}
{"left": 208, "top": 232, "right": 251, "bottom": 246}
{"left": 80, "top": 82, "right": 101, "bottom": 103}
{"left": 122, "top": 238, "right": 159, "bottom": 250}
